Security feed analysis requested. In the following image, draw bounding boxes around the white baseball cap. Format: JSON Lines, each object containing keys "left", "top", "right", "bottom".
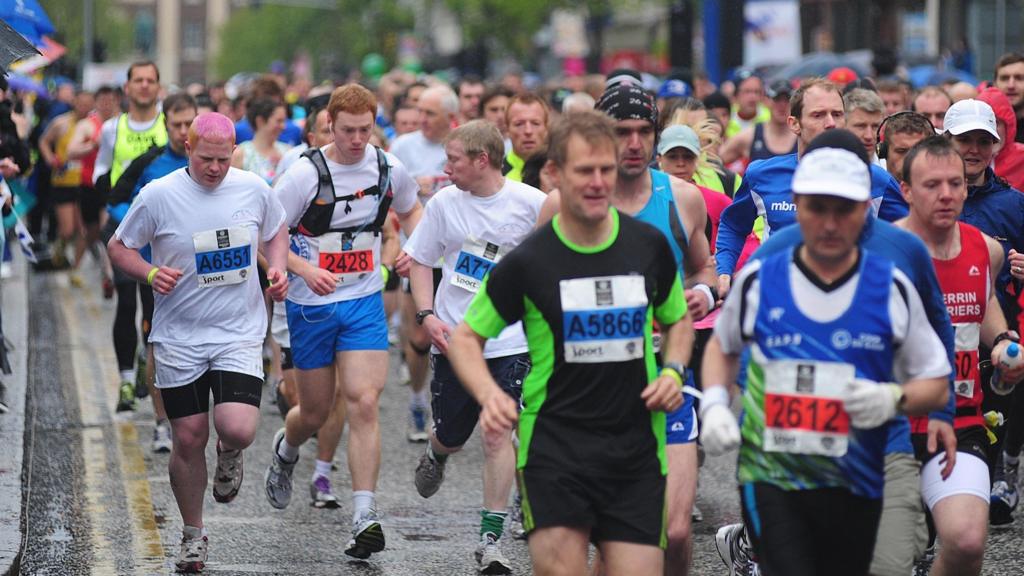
{"left": 792, "top": 148, "right": 871, "bottom": 202}
{"left": 943, "top": 98, "right": 1000, "bottom": 141}
{"left": 657, "top": 124, "right": 701, "bottom": 157}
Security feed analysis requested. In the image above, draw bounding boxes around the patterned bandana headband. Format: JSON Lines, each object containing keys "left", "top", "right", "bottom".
{"left": 596, "top": 84, "right": 659, "bottom": 127}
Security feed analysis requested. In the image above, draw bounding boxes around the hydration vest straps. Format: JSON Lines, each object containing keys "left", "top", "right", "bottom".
{"left": 292, "top": 146, "right": 393, "bottom": 237}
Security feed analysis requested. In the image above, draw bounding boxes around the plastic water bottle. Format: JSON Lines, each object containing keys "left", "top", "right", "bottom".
{"left": 991, "top": 343, "right": 1022, "bottom": 396}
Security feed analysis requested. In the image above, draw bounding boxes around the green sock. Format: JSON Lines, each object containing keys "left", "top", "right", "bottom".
{"left": 480, "top": 509, "right": 508, "bottom": 540}
{"left": 429, "top": 448, "right": 448, "bottom": 464}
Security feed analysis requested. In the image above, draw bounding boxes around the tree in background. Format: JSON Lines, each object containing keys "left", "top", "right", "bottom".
{"left": 39, "top": 0, "right": 133, "bottom": 65}
{"left": 214, "top": 1, "right": 414, "bottom": 80}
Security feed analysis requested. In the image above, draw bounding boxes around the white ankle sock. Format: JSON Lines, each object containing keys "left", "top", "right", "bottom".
{"left": 119, "top": 370, "right": 134, "bottom": 383}
{"left": 313, "top": 459, "right": 332, "bottom": 481}
{"left": 277, "top": 436, "right": 299, "bottom": 462}
{"left": 352, "top": 490, "right": 375, "bottom": 522}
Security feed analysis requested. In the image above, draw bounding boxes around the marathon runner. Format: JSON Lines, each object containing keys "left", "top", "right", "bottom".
{"left": 107, "top": 112, "right": 289, "bottom": 573}
{"left": 265, "top": 84, "right": 422, "bottom": 559}
{"left": 66, "top": 85, "right": 120, "bottom": 295}
{"left": 538, "top": 83, "right": 713, "bottom": 574}
{"left": 38, "top": 88, "right": 94, "bottom": 272}
{"left": 897, "top": 135, "right": 1024, "bottom": 575}
{"left": 93, "top": 61, "right": 167, "bottom": 413}
{"left": 449, "top": 109, "right": 692, "bottom": 576}
{"left": 700, "top": 145, "right": 951, "bottom": 576}
{"left": 268, "top": 104, "right": 353, "bottom": 508}
{"left": 401, "top": 120, "right": 544, "bottom": 573}
{"left": 714, "top": 129, "right": 958, "bottom": 576}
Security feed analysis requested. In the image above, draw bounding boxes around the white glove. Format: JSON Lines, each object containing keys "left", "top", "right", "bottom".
{"left": 844, "top": 379, "right": 903, "bottom": 429}
{"left": 699, "top": 386, "right": 741, "bottom": 455}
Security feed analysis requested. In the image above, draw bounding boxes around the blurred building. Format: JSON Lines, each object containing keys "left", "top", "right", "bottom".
{"left": 110, "top": 0, "right": 235, "bottom": 86}
{"left": 800, "top": 0, "right": 1022, "bottom": 79}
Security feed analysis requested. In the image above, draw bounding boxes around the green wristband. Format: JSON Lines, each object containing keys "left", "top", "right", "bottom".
{"left": 146, "top": 267, "right": 159, "bottom": 285}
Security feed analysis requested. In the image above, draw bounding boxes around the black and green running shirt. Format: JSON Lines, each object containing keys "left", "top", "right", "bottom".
{"left": 464, "top": 208, "right": 687, "bottom": 476}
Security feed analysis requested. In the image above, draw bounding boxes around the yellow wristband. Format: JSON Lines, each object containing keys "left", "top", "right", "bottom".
{"left": 660, "top": 366, "right": 683, "bottom": 387}
{"left": 380, "top": 264, "right": 390, "bottom": 285}
{"left": 146, "top": 267, "right": 159, "bottom": 285}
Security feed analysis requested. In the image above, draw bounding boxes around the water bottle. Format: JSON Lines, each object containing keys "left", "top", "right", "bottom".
{"left": 991, "top": 343, "right": 1022, "bottom": 396}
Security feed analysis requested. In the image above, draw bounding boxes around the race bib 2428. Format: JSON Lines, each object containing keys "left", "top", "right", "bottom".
{"left": 560, "top": 275, "right": 648, "bottom": 364}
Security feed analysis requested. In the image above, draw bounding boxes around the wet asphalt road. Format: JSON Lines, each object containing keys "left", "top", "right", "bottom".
{"left": 15, "top": 266, "right": 1024, "bottom": 575}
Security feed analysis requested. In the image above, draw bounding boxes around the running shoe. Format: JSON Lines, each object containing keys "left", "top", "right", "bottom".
{"left": 345, "top": 508, "right": 386, "bottom": 559}
{"left": 407, "top": 406, "right": 429, "bottom": 443}
{"left": 414, "top": 450, "right": 446, "bottom": 498}
{"left": 475, "top": 533, "right": 512, "bottom": 575}
{"left": 991, "top": 479, "right": 1018, "bottom": 528}
{"left": 115, "top": 380, "right": 136, "bottom": 412}
{"left": 152, "top": 421, "right": 172, "bottom": 453}
{"left": 175, "top": 533, "right": 208, "bottom": 573}
{"left": 692, "top": 502, "right": 703, "bottom": 522}
{"left": 715, "top": 523, "right": 759, "bottom": 576}
{"left": 913, "top": 543, "right": 935, "bottom": 576}
{"left": 309, "top": 475, "right": 341, "bottom": 509}
{"left": 212, "top": 442, "right": 243, "bottom": 503}
{"left": 69, "top": 273, "right": 84, "bottom": 289}
{"left": 264, "top": 428, "right": 297, "bottom": 509}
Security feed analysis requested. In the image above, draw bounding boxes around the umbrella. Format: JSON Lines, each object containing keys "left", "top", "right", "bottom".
{"left": 0, "top": 18, "right": 41, "bottom": 77}
{"left": 0, "top": 1, "right": 55, "bottom": 47}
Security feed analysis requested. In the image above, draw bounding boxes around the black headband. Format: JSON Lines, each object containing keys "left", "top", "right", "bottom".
{"left": 596, "top": 85, "right": 658, "bottom": 126}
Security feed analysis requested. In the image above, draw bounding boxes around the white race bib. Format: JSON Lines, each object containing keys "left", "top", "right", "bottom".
{"left": 193, "top": 226, "right": 252, "bottom": 288}
{"left": 318, "top": 231, "right": 377, "bottom": 284}
{"left": 762, "top": 359, "right": 853, "bottom": 457}
{"left": 560, "top": 275, "right": 648, "bottom": 364}
{"left": 451, "top": 237, "right": 508, "bottom": 293}
{"left": 953, "top": 323, "right": 981, "bottom": 399}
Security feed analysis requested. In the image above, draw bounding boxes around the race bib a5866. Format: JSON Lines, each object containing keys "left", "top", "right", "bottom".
{"left": 560, "top": 275, "right": 648, "bottom": 364}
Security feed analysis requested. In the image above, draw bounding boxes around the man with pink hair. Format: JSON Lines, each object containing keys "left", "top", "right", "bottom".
{"left": 108, "top": 112, "right": 290, "bottom": 572}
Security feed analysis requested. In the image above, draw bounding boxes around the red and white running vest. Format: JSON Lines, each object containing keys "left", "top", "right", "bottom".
{"left": 912, "top": 222, "right": 989, "bottom": 433}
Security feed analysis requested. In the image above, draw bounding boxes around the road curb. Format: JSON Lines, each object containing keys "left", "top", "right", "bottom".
{"left": 0, "top": 254, "right": 29, "bottom": 576}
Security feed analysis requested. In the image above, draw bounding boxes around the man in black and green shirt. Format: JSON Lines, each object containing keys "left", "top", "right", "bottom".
{"left": 449, "top": 110, "right": 692, "bottom": 575}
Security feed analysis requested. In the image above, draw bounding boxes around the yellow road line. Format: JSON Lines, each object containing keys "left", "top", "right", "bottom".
{"left": 61, "top": 279, "right": 167, "bottom": 574}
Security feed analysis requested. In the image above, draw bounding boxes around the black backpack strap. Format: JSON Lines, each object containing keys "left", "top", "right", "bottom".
{"left": 301, "top": 147, "right": 335, "bottom": 203}
{"left": 371, "top": 146, "right": 393, "bottom": 228}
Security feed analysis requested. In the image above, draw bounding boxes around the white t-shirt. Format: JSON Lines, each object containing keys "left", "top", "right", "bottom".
{"left": 274, "top": 143, "right": 310, "bottom": 184}
{"left": 274, "top": 144, "right": 419, "bottom": 305}
{"left": 403, "top": 179, "right": 546, "bottom": 358}
{"left": 388, "top": 130, "right": 451, "bottom": 200}
{"left": 115, "top": 167, "right": 287, "bottom": 346}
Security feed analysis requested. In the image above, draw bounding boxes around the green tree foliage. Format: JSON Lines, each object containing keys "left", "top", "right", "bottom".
{"left": 39, "top": 0, "right": 133, "bottom": 62}
{"left": 214, "top": 1, "right": 414, "bottom": 79}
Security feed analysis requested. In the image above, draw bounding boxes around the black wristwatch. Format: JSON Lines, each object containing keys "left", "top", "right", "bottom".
{"left": 415, "top": 309, "right": 435, "bottom": 325}
{"left": 994, "top": 330, "right": 1021, "bottom": 348}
